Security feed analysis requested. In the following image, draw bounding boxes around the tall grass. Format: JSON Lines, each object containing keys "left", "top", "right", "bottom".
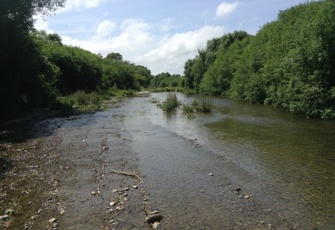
{"left": 57, "top": 91, "right": 102, "bottom": 112}
{"left": 196, "top": 96, "right": 213, "bottom": 113}
{"left": 161, "top": 93, "right": 179, "bottom": 112}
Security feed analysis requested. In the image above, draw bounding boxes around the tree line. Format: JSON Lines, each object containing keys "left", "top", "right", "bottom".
{"left": 180, "top": 0, "right": 335, "bottom": 119}
{"left": 0, "top": 0, "right": 152, "bottom": 123}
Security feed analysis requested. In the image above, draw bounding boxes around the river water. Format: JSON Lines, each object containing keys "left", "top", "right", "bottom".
{"left": 121, "top": 92, "right": 335, "bottom": 229}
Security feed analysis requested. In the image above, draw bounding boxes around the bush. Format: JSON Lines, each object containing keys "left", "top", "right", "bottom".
{"left": 196, "top": 97, "right": 213, "bottom": 113}
{"left": 161, "top": 93, "right": 179, "bottom": 112}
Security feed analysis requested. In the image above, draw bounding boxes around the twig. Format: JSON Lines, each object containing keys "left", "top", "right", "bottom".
{"left": 109, "top": 169, "right": 142, "bottom": 181}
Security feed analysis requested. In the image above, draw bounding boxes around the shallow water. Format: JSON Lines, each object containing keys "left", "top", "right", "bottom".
{"left": 122, "top": 92, "right": 335, "bottom": 229}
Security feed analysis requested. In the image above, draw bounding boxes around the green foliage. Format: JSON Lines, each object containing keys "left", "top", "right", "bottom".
{"left": 150, "top": 72, "right": 185, "bottom": 89}
{"left": 161, "top": 93, "right": 180, "bottom": 112}
{"left": 0, "top": 0, "right": 65, "bottom": 122}
{"left": 182, "top": 104, "right": 195, "bottom": 119}
{"left": 183, "top": 0, "right": 335, "bottom": 119}
{"left": 195, "top": 97, "right": 213, "bottom": 113}
{"left": 57, "top": 91, "right": 102, "bottom": 112}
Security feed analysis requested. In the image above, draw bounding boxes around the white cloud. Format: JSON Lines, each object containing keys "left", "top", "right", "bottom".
{"left": 216, "top": 1, "right": 239, "bottom": 17}
{"left": 61, "top": 19, "right": 152, "bottom": 58}
{"left": 96, "top": 20, "right": 116, "bottom": 37}
{"left": 59, "top": 0, "right": 110, "bottom": 12}
{"left": 33, "top": 15, "right": 54, "bottom": 33}
{"left": 34, "top": 15, "right": 224, "bottom": 75}
{"left": 135, "top": 25, "right": 224, "bottom": 75}
{"left": 159, "top": 18, "right": 175, "bottom": 32}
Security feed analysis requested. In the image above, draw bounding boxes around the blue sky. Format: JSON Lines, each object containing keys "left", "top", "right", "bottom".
{"left": 34, "top": 0, "right": 309, "bottom": 75}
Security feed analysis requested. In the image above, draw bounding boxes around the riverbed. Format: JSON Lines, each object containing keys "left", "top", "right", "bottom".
{"left": 0, "top": 92, "right": 334, "bottom": 229}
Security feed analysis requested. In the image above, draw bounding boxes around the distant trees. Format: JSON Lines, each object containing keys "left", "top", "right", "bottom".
{"left": 182, "top": 0, "right": 335, "bottom": 119}
{"left": 150, "top": 72, "right": 185, "bottom": 89}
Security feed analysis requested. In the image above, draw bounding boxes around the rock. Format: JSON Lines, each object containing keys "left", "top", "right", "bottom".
{"left": 91, "top": 191, "right": 96, "bottom": 195}
{"left": 112, "top": 189, "right": 118, "bottom": 193}
{"left": 152, "top": 222, "right": 160, "bottom": 229}
{"left": 121, "top": 187, "right": 130, "bottom": 192}
{"left": 0, "top": 215, "right": 9, "bottom": 220}
{"left": 244, "top": 194, "right": 251, "bottom": 199}
{"left": 133, "top": 185, "right": 138, "bottom": 189}
{"left": 145, "top": 214, "right": 163, "bottom": 224}
{"left": 235, "top": 187, "right": 241, "bottom": 192}
{"left": 60, "top": 209, "right": 66, "bottom": 215}
{"left": 115, "top": 206, "right": 123, "bottom": 211}
{"left": 149, "top": 210, "right": 159, "bottom": 215}
{"left": 49, "top": 217, "right": 57, "bottom": 223}
{"left": 209, "top": 173, "right": 214, "bottom": 176}
{"left": 109, "top": 202, "right": 115, "bottom": 207}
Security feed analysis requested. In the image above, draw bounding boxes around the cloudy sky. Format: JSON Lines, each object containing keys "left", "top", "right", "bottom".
{"left": 34, "top": 0, "right": 308, "bottom": 75}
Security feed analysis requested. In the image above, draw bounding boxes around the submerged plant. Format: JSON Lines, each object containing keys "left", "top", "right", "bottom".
{"left": 182, "top": 104, "right": 195, "bottom": 119}
{"left": 196, "top": 96, "right": 213, "bottom": 113}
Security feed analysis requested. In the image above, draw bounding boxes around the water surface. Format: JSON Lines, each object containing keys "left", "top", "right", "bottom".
{"left": 123, "top": 92, "right": 335, "bottom": 229}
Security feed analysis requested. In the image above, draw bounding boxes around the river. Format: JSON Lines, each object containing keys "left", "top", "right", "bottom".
{"left": 0, "top": 92, "right": 334, "bottom": 229}
{"left": 123, "top": 92, "right": 335, "bottom": 229}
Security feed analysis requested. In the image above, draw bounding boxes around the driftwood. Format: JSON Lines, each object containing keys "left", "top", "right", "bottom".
{"left": 109, "top": 169, "right": 141, "bottom": 181}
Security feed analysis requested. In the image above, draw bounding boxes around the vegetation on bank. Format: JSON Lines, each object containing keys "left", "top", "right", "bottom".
{"left": 0, "top": 0, "right": 152, "bottom": 124}
{"left": 2, "top": 0, "right": 335, "bottom": 123}
{"left": 152, "top": 0, "right": 335, "bottom": 119}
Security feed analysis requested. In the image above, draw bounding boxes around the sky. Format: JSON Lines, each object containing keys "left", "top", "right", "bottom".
{"left": 34, "top": 0, "right": 309, "bottom": 75}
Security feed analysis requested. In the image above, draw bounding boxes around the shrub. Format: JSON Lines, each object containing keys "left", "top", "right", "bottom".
{"left": 196, "top": 97, "right": 213, "bottom": 113}
{"left": 161, "top": 93, "right": 179, "bottom": 112}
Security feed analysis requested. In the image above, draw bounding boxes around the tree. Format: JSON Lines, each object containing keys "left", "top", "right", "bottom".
{"left": 0, "top": 0, "right": 65, "bottom": 122}
{"left": 106, "top": 52, "right": 123, "bottom": 62}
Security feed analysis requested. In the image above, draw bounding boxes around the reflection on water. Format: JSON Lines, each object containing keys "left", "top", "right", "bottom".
{"left": 127, "top": 92, "right": 335, "bottom": 229}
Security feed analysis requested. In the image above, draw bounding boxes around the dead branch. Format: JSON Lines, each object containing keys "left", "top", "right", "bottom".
{"left": 109, "top": 169, "right": 142, "bottom": 181}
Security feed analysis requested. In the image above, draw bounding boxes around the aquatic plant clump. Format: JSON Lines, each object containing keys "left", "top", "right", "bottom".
{"left": 161, "top": 93, "right": 180, "bottom": 112}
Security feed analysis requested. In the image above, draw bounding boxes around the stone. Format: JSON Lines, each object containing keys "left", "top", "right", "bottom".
{"left": 49, "top": 218, "right": 57, "bottom": 223}
{"left": 133, "top": 185, "right": 138, "bottom": 189}
{"left": 145, "top": 214, "right": 163, "bottom": 224}
{"left": 109, "top": 202, "right": 115, "bottom": 207}
{"left": 0, "top": 215, "right": 9, "bottom": 220}
{"left": 91, "top": 191, "right": 96, "bottom": 195}
{"left": 209, "top": 173, "right": 214, "bottom": 176}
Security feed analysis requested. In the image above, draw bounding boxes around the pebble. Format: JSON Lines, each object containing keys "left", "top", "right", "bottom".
{"left": 112, "top": 189, "right": 118, "bottom": 193}
{"left": 133, "top": 185, "right": 138, "bottom": 189}
{"left": 115, "top": 207, "right": 123, "bottom": 211}
{"left": 60, "top": 209, "right": 66, "bottom": 215}
{"left": 0, "top": 215, "right": 9, "bottom": 220}
{"left": 209, "top": 173, "right": 214, "bottom": 176}
{"left": 49, "top": 218, "right": 57, "bottom": 223}
{"left": 109, "top": 202, "right": 115, "bottom": 206}
{"left": 91, "top": 191, "right": 96, "bottom": 195}
{"left": 244, "top": 194, "right": 251, "bottom": 199}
